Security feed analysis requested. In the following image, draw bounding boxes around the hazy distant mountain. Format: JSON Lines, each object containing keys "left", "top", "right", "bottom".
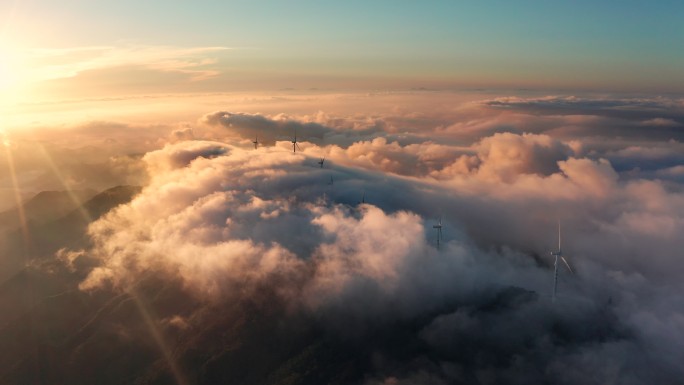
{"left": 0, "top": 185, "right": 146, "bottom": 384}
{"left": 0, "top": 189, "right": 97, "bottom": 231}
{"left": 33, "top": 185, "right": 143, "bottom": 252}
{"left": 0, "top": 186, "right": 141, "bottom": 282}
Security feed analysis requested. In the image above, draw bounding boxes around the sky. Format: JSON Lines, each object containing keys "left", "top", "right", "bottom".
{"left": 1, "top": 0, "right": 683, "bottom": 109}
{"left": 0, "top": 2, "right": 684, "bottom": 384}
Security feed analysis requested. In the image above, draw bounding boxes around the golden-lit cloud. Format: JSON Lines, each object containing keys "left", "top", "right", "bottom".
{"left": 24, "top": 45, "right": 229, "bottom": 82}
{"left": 0, "top": 43, "right": 230, "bottom": 107}
{"left": 0, "top": 0, "right": 681, "bottom": 381}
{"left": 2, "top": 91, "right": 684, "bottom": 383}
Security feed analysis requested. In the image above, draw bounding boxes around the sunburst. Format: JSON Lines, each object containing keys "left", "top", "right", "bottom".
{"left": 2, "top": 137, "right": 30, "bottom": 251}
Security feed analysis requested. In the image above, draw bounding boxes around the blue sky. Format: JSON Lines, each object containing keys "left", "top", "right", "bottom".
{"left": 1, "top": 0, "right": 683, "bottom": 92}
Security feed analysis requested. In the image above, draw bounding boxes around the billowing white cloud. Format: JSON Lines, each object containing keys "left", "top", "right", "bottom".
{"left": 66, "top": 126, "right": 684, "bottom": 383}
{"left": 8, "top": 91, "right": 684, "bottom": 384}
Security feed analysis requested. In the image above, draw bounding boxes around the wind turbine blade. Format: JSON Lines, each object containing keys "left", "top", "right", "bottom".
{"left": 552, "top": 259, "right": 559, "bottom": 302}
{"left": 561, "top": 256, "right": 573, "bottom": 273}
{"left": 296, "top": 143, "right": 301, "bottom": 151}
{"left": 558, "top": 219, "right": 561, "bottom": 251}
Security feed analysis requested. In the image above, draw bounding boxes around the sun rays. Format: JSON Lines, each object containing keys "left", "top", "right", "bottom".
{"left": 128, "top": 287, "right": 189, "bottom": 385}
{"left": 2, "top": 136, "right": 30, "bottom": 253}
{"left": 0, "top": 132, "right": 95, "bottom": 272}
{"left": 35, "top": 145, "right": 93, "bottom": 223}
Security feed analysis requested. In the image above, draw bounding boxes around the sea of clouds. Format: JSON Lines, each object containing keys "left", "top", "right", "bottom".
{"left": 17, "top": 92, "right": 684, "bottom": 384}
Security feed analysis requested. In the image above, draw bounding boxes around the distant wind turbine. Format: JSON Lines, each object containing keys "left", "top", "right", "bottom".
{"left": 358, "top": 190, "right": 366, "bottom": 204}
{"left": 551, "top": 220, "right": 573, "bottom": 302}
{"left": 318, "top": 157, "right": 325, "bottom": 168}
{"left": 433, "top": 216, "right": 443, "bottom": 250}
{"left": 252, "top": 135, "right": 259, "bottom": 149}
{"left": 292, "top": 130, "right": 301, "bottom": 153}
{"left": 328, "top": 175, "right": 334, "bottom": 185}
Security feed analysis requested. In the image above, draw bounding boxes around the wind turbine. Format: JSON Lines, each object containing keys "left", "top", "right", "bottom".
{"left": 433, "top": 216, "right": 443, "bottom": 250}
{"left": 252, "top": 135, "right": 259, "bottom": 149}
{"left": 318, "top": 157, "right": 325, "bottom": 168}
{"left": 551, "top": 220, "right": 573, "bottom": 302}
{"left": 328, "top": 175, "right": 334, "bottom": 185}
{"left": 291, "top": 130, "right": 301, "bottom": 153}
{"left": 358, "top": 191, "right": 366, "bottom": 204}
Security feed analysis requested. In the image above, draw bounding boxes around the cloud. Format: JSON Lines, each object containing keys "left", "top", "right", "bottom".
{"left": 656, "top": 164, "right": 684, "bottom": 180}
{"left": 169, "top": 126, "right": 195, "bottom": 142}
{"left": 641, "top": 118, "right": 681, "bottom": 127}
{"left": 558, "top": 157, "right": 618, "bottom": 197}
{"left": 199, "top": 95, "right": 684, "bottom": 176}
{"left": 6, "top": 91, "right": 684, "bottom": 383}
{"left": 470, "top": 132, "right": 575, "bottom": 182}
{"left": 202, "top": 110, "right": 421, "bottom": 149}
{"left": 604, "top": 143, "right": 684, "bottom": 175}
{"left": 0, "top": 121, "right": 169, "bottom": 195}
{"left": 204, "top": 110, "right": 587, "bottom": 180}
{"left": 482, "top": 95, "right": 684, "bottom": 120}
{"left": 203, "top": 111, "right": 330, "bottom": 145}
{"left": 307, "top": 205, "right": 424, "bottom": 296}
{"left": 22, "top": 44, "right": 230, "bottom": 83}
{"left": 480, "top": 96, "right": 684, "bottom": 143}
{"left": 68, "top": 132, "right": 684, "bottom": 383}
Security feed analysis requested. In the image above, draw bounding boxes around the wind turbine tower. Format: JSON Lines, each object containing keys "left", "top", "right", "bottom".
{"left": 551, "top": 220, "right": 573, "bottom": 302}
{"left": 292, "top": 130, "right": 301, "bottom": 153}
{"left": 433, "top": 216, "right": 443, "bottom": 250}
{"left": 252, "top": 135, "right": 259, "bottom": 149}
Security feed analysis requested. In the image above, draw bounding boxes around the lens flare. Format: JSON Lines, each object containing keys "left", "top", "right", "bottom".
{"left": 128, "top": 287, "right": 189, "bottom": 385}
{"left": 36, "top": 145, "right": 93, "bottom": 223}
{"left": 2, "top": 141, "right": 30, "bottom": 252}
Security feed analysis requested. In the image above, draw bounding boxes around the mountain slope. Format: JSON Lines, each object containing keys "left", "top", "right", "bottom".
{"left": 0, "top": 189, "right": 97, "bottom": 231}
{"left": 0, "top": 185, "right": 141, "bottom": 283}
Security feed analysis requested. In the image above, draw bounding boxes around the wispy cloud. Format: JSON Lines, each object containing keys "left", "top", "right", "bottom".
{"left": 19, "top": 44, "right": 231, "bottom": 84}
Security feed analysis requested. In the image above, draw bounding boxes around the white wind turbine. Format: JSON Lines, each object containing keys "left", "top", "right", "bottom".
{"left": 433, "top": 216, "right": 443, "bottom": 250}
{"left": 291, "top": 130, "right": 301, "bottom": 153}
{"left": 551, "top": 220, "right": 573, "bottom": 302}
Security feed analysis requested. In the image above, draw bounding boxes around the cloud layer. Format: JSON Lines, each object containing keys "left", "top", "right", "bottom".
{"left": 4, "top": 91, "right": 682, "bottom": 384}
{"left": 72, "top": 106, "right": 684, "bottom": 382}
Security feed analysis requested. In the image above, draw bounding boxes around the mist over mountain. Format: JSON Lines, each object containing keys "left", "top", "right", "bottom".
{"left": 0, "top": 186, "right": 140, "bottom": 281}
{"left": 0, "top": 189, "right": 95, "bottom": 228}
{"left": 1, "top": 92, "right": 683, "bottom": 384}
{"left": 2, "top": 0, "right": 683, "bottom": 382}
